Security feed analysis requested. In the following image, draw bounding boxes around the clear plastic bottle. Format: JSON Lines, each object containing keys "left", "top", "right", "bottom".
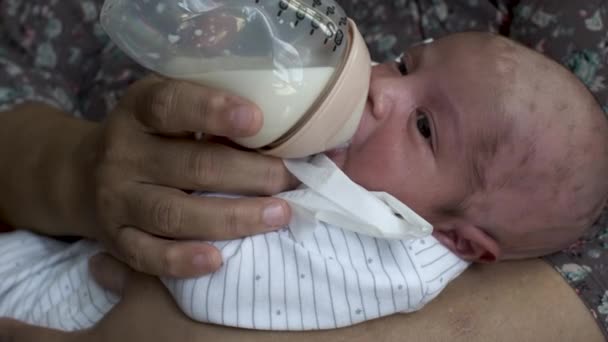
{"left": 101, "top": 0, "right": 371, "bottom": 157}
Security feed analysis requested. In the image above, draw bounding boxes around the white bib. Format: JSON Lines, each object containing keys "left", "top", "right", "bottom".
{"left": 278, "top": 154, "right": 433, "bottom": 241}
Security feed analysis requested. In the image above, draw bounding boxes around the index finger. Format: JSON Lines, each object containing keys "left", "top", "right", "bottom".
{"left": 128, "top": 76, "right": 263, "bottom": 137}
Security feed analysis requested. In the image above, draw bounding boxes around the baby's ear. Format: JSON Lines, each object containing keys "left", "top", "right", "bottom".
{"left": 432, "top": 222, "right": 501, "bottom": 263}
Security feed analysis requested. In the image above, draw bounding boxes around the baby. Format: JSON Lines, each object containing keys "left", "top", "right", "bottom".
{"left": 336, "top": 31, "right": 608, "bottom": 261}
{"left": 1, "top": 32, "right": 607, "bottom": 331}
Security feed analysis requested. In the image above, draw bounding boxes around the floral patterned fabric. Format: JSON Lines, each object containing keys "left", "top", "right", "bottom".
{"left": 1, "top": 0, "right": 608, "bottom": 337}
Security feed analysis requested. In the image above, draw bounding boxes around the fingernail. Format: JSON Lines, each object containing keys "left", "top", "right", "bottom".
{"left": 263, "top": 202, "right": 288, "bottom": 227}
{"left": 192, "top": 253, "right": 221, "bottom": 271}
{"left": 229, "top": 106, "right": 255, "bottom": 134}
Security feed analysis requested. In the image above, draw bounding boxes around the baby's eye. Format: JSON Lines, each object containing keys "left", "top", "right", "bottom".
{"left": 396, "top": 56, "right": 409, "bottom": 76}
{"left": 416, "top": 110, "right": 432, "bottom": 140}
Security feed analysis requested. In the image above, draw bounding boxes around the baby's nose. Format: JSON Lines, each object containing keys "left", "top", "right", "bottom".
{"left": 368, "top": 74, "right": 410, "bottom": 121}
{"left": 367, "top": 84, "right": 391, "bottom": 121}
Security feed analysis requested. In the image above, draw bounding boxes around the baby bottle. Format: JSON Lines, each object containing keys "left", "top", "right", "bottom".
{"left": 101, "top": 0, "right": 371, "bottom": 158}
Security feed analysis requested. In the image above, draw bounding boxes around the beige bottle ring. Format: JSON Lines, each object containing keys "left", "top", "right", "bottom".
{"left": 261, "top": 19, "right": 372, "bottom": 158}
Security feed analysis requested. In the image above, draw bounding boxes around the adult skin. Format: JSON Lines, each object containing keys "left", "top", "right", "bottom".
{"left": 0, "top": 77, "right": 295, "bottom": 278}
{"left": 0, "top": 255, "right": 603, "bottom": 341}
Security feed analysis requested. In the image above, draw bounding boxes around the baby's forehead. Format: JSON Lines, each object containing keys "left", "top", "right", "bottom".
{"left": 415, "top": 33, "right": 509, "bottom": 63}
{"left": 455, "top": 93, "right": 553, "bottom": 198}
{"left": 415, "top": 33, "right": 575, "bottom": 166}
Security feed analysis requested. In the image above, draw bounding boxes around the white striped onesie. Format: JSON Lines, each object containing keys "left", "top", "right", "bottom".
{"left": 0, "top": 222, "right": 468, "bottom": 331}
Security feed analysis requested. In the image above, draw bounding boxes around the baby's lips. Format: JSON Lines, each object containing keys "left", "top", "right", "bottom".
{"left": 324, "top": 141, "right": 350, "bottom": 161}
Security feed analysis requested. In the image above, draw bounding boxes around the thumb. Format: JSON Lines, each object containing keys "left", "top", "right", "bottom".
{"left": 89, "top": 253, "right": 132, "bottom": 295}
{"left": 0, "top": 319, "right": 83, "bottom": 342}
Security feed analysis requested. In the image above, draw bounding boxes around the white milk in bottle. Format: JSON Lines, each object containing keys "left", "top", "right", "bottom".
{"left": 166, "top": 57, "right": 335, "bottom": 148}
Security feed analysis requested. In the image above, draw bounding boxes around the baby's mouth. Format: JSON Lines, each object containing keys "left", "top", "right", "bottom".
{"left": 324, "top": 140, "right": 350, "bottom": 168}
{"left": 325, "top": 140, "right": 350, "bottom": 155}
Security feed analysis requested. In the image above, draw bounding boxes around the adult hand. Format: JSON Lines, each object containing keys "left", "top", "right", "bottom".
{"left": 73, "top": 76, "right": 295, "bottom": 278}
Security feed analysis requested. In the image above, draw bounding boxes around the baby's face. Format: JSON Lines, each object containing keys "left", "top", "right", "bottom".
{"left": 329, "top": 35, "right": 503, "bottom": 224}
{"left": 329, "top": 33, "right": 607, "bottom": 260}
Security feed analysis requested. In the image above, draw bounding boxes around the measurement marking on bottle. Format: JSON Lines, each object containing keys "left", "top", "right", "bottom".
{"left": 277, "top": 0, "right": 289, "bottom": 16}
{"left": 295, "top": 8, "right": 306, "bottom": 26}
{"left": 251, "top": 0, "right": 345, "bottom": 52}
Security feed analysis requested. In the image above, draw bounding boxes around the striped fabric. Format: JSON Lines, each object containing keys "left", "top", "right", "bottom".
{"left": 0, "top": 225, "right": 467, "bottom": 331}
{"left": 0, "top": 231, "right": 117, "bottom": 330}
{"left": 165, "top": 223, "right": 468, "bottom": 330}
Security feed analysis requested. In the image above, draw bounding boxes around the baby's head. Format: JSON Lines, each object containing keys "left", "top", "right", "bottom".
{"left": 329, "top": 32, "right": 608, "bottom": 262}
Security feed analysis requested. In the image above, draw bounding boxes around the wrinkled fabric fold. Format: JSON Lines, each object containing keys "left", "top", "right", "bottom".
{"left": 278, "top": 154, "right": 433, "bottom": 241}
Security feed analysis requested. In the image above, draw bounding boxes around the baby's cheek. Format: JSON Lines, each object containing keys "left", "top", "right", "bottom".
{"left": 387, "top": 170, "right": 443, "bottom": 218}
{"left": 343, "top": 162, "right": 383, "bottom": 190}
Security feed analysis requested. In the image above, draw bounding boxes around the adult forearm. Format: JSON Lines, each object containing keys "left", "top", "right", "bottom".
{"left": 0, "top": 102, "right": 98, "bottom": 237}
{"left": 77, "top": 259, "right": 603, "bottom": 342}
